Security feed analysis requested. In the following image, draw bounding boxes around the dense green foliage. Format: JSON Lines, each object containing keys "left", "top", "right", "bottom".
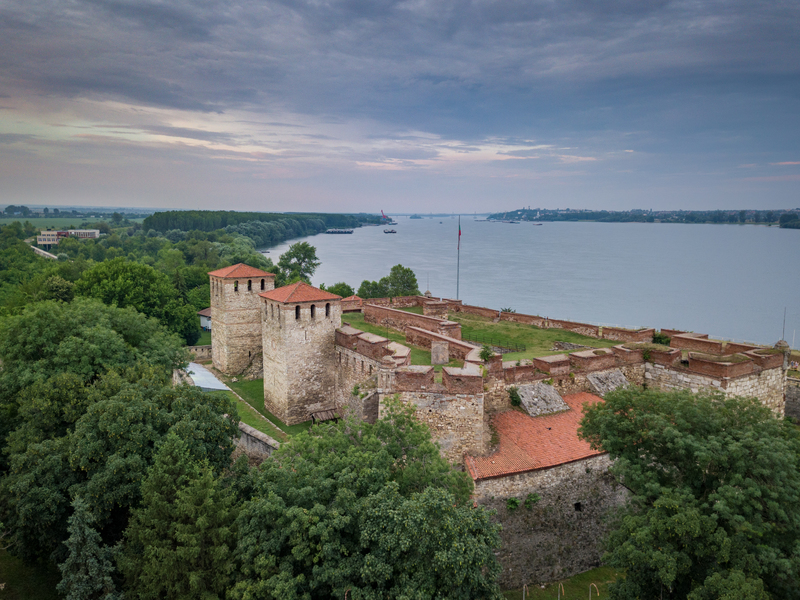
{"left": 230, "top": 402, "right": 501, "bottom": 600}
{"left": 57, "top": 497, "right": 120, "bottom": 600}
{"left": 490, "top": 207, "right": 800, "bottom": 225}
{"left": 143, "top": 210, "right": 378, "bottom": 233}
{"left": 276, "top": 241, "right": 320, "bottom": 284}
{"left": 75, "top": 258, "right": 201, "bottom": 344}
{"left": 357, "top": 264, "right": 421, "bottom": 298}
{"left": 320, "top": 281, "right": 355, "bottom": 298}
{"left": 580, "top": 388, "right": 800, "bottom": 600}
{"left": 120, "top": 433, "right": 237, "bottom": 599}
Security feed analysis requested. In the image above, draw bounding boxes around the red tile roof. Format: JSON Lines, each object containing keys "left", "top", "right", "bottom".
{"left": 342, "top": 295, "right": 362, "bottom": 302}
{"left": 465, "top": 392, "right": 604, "bottom": 481}
{"left": 207, "top": 263, "right": 274, "bottom": 279}
{"left": 197, "top": 307, "right": 212, "bottom": 317}
{"left": 259, "top": 281, "right": 342, "bottom": 303}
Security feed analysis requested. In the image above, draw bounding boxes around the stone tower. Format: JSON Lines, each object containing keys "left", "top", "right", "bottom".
{"left": 259, "top": 282, "right": 342, "bottom": 425}
{"left": 208, "top": 263, "right": 275, "bottom": 375}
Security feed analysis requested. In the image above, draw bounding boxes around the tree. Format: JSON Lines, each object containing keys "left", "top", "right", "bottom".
{"left": 766, "top": 210, "right": 775, "bottom": 223}
{"left": 230, "top": 402, "right": 499, "bottom": 600}
{"left": 579, "top": 388, "right": 800, "bottom": 600}
{"left": 57, "top": 497, "right": 120, "bottom": 600}
{"left": 42, "top": 275, "right": 75, "bottom": 302}
{"left": 111, "top": 212, "right": 122, "bottom": 225}
{"left": 382, "top": 264, "right": 421, "bottom": 297}
{"left": 357, "top": 278, "right": 389, "bottom": 299}
{"left": 120, "top": 432, "right": 237, "bottom": 600}
{"left": 75, "top": 258, "right": 200, "bottom": 344}
{"left": 321, "top": 282, "right": 354, "bottom": 297}
{"left": 779, "top": 212, "right": 798, "bottom": 225}
{"left": 277, "top": 242, "right": 320, "bottom": 284}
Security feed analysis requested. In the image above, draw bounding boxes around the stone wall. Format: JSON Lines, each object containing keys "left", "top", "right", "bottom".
{"left": 188, "top": 345, "right": 212, "bottom": 360}
{"left": 500, "top": 312, "right": 547, "bottom": 327}
{"left": 380, "top": 389, "right": 484, "bottom": 463}
{"left": 786, "top": 378, "right": 800, "bottom": 421}
{"left": 405, "top": 326, "right": 478, "bottom": 360}
{"left": 602, "top": 327, "right": 654, "bottom": 343}
{"left": 211, "top": 275, "right": 272, "bottom": 375}
{"left": 456, "top": 304, "right": 500, "bottom": 319}
{"left": 364, "top": 304, "right": 461, "bottom": 338}
{"left": 235, "top": 421, "right": 280, "bottom": 460}
{"left": 645, "top": 362, "right": 785, "bottom": 414}
{"left": 473, "top": 454, "right": 627, "bottom": 588}
{"left": 547, "top": 319, "right": 600, "bottom": 338}
{"left": 262, "top": 298, "right": 342, "bottom": 425}
{"left": 670, "top": 333, "right": 726, "bottom": 354}
{"left": 334, "top": 346, "right": 382, "bottom": 414}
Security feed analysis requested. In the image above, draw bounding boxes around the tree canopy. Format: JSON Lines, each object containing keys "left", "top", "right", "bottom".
{"left": 75, "top": 258, "right": 200, "bottom": 344}
{"left": 357, "top": 264, "right": 420, "bottom": 299}
{"left": 230, "top": 402, "right": 501, "bottom": 600}
{"left": 579, "top": 388, "right": 800, "bottom": 600}
{"left": 276, "top": 241, "right": 320, "bottom": 284}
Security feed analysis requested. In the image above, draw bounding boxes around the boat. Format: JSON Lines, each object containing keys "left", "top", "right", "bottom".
{"left": 325, "top": 228, "right": 354, "bottom": 234}
{"left": 384, "top": 229, "right": 397, "bottom": 234}
{"left": 410, "top": 214, "right": 422, "bottom": 219}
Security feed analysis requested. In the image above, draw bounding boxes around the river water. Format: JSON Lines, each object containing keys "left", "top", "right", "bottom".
{"left": 262, "top": 217, "right": 800, "bottom": 347}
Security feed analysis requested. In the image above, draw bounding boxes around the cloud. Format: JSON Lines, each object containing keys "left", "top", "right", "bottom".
{"left": 773, "top": 161, "right": 800, "bottom": 165}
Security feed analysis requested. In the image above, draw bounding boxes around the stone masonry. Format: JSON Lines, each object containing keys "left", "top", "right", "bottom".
{"left": 209, "top": 264, "right": 275, "bottom": 375}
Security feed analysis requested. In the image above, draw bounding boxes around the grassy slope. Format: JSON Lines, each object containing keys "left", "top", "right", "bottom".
{"left": 196, "top": 330, "right": 211, "bottom": 346}
{"left": 503, "top": 566, "right": 621, "bottom": 600}
{"left": 219, "top": 390, "right": 288, "bottom": 442}
{"left": 448, "top": 312, "right": 618, "bottom": 361}
{"left": 0, "top": 550, "right": 60, "bottom": 600}
{"left": 225, "top": 378, "right": 313, "bottom": 436}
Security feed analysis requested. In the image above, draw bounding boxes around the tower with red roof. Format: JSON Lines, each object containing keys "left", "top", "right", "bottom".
{"left": 208, "top": 263, "right": 275, "bottom": 374}
{"left": 259, "top": 281, "right": 343, "bottom": 425}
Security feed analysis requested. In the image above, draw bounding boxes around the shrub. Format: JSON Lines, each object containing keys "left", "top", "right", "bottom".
{"left": 500, "top": 307, "right": 516, "bottom": 313}
{"left": 508, "top": 386, "right": 521, "bottom": 407}
{"left": 652, "top": 331, "right": 671, "bottom": 345}
{"left": 352, "top": 385, "right": 360, "bottom": 397}
{"left": 524, "top": 493, "right": 541, "bottom": 510}
{"left": 479, "top": 345, "right": 493, "bottom": 362}
{"left": 506, "top": 497, "right": 520, "bottom": 512}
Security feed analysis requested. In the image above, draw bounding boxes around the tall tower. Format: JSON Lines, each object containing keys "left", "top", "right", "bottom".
{"left": 260, "top": 282, "right": 342, "bottom": 425}
{"left": 208, "top": 264, "right": 275, "bottom": 375}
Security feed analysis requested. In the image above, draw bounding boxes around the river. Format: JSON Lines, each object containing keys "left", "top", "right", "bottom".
{"left": 262, "top": 217, "right": 800, "bottom": 347}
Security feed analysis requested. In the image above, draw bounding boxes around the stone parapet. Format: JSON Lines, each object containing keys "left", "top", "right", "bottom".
{"left": 547, "top": 319, "right": 600, "bottom": 338}
{"left": 743, "top": 349, "right": 784, "bottom": 369}
{"left": 569, "top": 349, "right": 617, "bottom": 372}
{"left": 405, "top": 326, "right": 478, "bottom": 360}
{"left": 500, "top": 312, "right": 547, "bottom": 327}
{"left": 236, "top": 421, "right": 280, "bottom": 460}
{"left": 687, "top": 353, "right": 754, "bottom": 378}
{"left": 442, "top": 363, "right": 483, "bottom": 394}
{"left": 364, "top": 303, "right": 461, "bottom": 338}
{"left": 356, "top": 331, "right": 391, "bottom": 361}
{"left": 670, "top": 333, "right": 725, "bottom": 354}
{"left": 393, "top": 365, "right": 435, "bottom": 391}
{"left": 533, "top": 354, "right": 571, "bottom": 376}
{"left": 602, "top": 327, "right": 654, "bottom": 343}
{"left": 456, "top": 304, "right": 501, "bottom": 319}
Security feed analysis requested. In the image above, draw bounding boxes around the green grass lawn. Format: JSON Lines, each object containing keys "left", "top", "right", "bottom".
{"left": 196, "top": 330, "right": 212, "bottom": 346}
{"left": 219, "top": 390, "right": 288, "bottom": 442}
{"left": 449, "top": 313, "right": 618, "bottom": 361}
{"left": 503, "top": 566, "right": 621, "bottom": 600}
{"left": 225, "top": 378, "right": 313, "bottom": 436}
{"left": 343, "top": 312, "right": 463, "bottom": 371}
{"left": 399, "top": 306, "right": 424, "bottom": 314}
{"left": 0, "top": 550, "right": 60, "bottom": 600}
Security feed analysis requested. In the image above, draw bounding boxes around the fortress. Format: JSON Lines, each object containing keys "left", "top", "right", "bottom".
{"left": 208, "top": 263, "right": 794, "bottom": 587}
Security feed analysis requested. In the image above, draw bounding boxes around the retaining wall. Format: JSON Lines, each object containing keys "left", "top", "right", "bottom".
{"left": 473, "top": 454, "right": 627, "bottom": 588}
{"left": 236, "top": 422, "right": 280, "bottom": 459}
{"left": 405, "top": 326, "right": 477, "bottom": 360}
{"left": 456, "top": 304, "right": 500, "bottom": 319}
{"left": 786, "top": 378, "right": 800, "bottom": 421}
{"left": 602, "top": 327, "right": 654, "bottom": 343}
{"left": 187, "top": 345, "right": 212, "bottom": 360}
{"left": 500, "top": 312, "right": 547, "bottom": 327}
{"left": 364, "top": 304, "right": 461, "bottom": 338}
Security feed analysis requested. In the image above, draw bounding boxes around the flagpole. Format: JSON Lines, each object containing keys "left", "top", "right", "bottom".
{"left": 457, "top": 215, "right": 461, "bottom": 300}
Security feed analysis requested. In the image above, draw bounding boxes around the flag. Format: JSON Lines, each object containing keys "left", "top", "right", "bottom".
{"left": 458, "top": 216, "right": 461, "bottom": 250}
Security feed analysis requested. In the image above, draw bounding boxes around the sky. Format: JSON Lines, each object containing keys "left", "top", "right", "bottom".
{"left": 1, "top": 0, "right": 799, "bottom": 213}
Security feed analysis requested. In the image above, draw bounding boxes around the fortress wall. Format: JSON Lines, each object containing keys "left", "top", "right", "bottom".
{"left": 211, "top": 278, "right": 265, "bottom": 374}
{"left": 726, "top": 342, "right": 761, "bottom": 354}
{"left": 455, "top": 304, "right": 500, "bottom": 319}
{"left": 786, "top": 378, "right": 800, "bottom": 421}
{"left": 341, "top": 297, "right": 362, "bottom": 312}
{"left": 569, "top": 350, "right": 617, "bottom": 372}
{"left": 188, "top": 345, "right": 212, "bottom": 360}
{"left": 380, "top": 390, "right": 484, "bottom": 463}
{"left": 422, "top": 301, "right": 449, "bottom": 317}
{"left": 500, "top": 312, "right": 547, "bottom": 327}
{"left": 547, "top": 319, "right": 600, "bottom": 338}
{"left": 670, "top": 334, "right": 725, "bottom": 354}
{"left": 472, "top": 454, "right": 627, "bottom": 588}
{"left": 390, "top": 295, "right": 424, "bottom": 308}
{"left": 235, "top": 421, "right": 280, "bottom": 460}
{"left": 687, "top": 354, "right": 754, "bottom": 378}
{"left": 393, "top": 366, "right": 436, "bottom": 391}
{"left": 602, "top": 327, "right": 655, "bottom": 343}
{"left": 334, "top": 346, "right": 381, "bottom": 422}
{"left": 364, "top": 303, "right": 461, "bottom": 338}
{"left": 502, "top": 364, "right": 546, "bottom": 384}
{"left": 744, "top": 351, "right": 784, "bottom": 370}
{"left": 405, "top": 327, "right": 478, "bottom": 360}
{"left": 442, "top": 367, "right": 483, "bottom": 394}
{"left": 644, "top": 363, "right": 785, "bottom": 415}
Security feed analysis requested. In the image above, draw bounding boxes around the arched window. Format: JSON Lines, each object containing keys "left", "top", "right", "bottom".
{"left": 270, "top": 304, "right": 274, "bottom": 318}
{"left": 234, "top": 280, "right": 238, "bottom": 292}
{"left": 261, "top": 279, "right": 265, "bottom": 291}
{"left": 325, "top": 303, "right": 330, "bottom": 317}
{"left": 295, "top": 305, "right": 300, "bottom": 320}
{"left": 248, "top": 280, "right": 252, "bottom": 291}
{"left": 310, "top": 304, "right": 316, "bottom": 318}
